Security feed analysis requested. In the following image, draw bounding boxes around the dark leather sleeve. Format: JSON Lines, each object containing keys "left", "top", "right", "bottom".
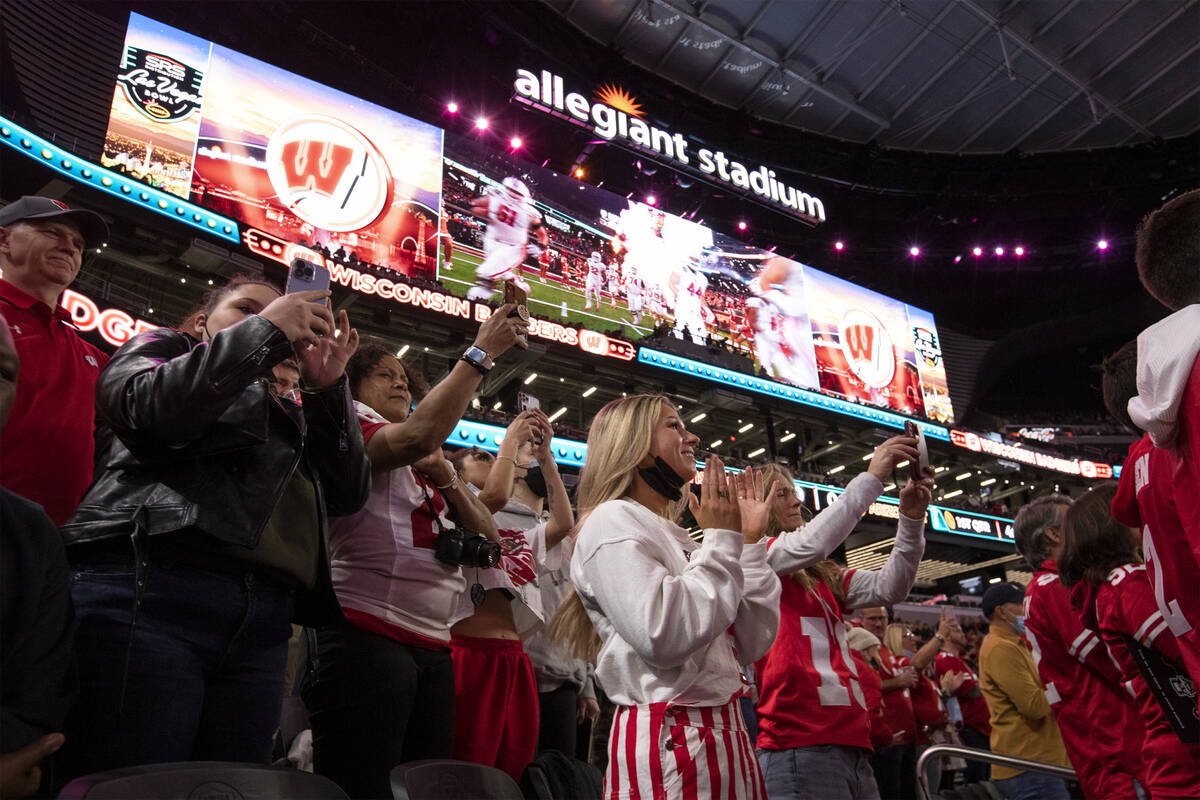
{"left": 97, "top": 317, "right": 294, "bottom": 452}
{"left": 301, "top": 375, "right": 370, "bottom": 518}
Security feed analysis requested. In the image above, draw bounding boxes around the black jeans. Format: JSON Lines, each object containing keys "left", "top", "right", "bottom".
{"left": 303, "top": 623, "right": 455, "bottom": 800}
{"left": 958, "top": 725, "right": 991, "bottom": 784}
{"left": 872, "top": 742, "right": 917, "bottom": 800}
{"left": 537, "top": 683, "right": 577, "bottom": 756}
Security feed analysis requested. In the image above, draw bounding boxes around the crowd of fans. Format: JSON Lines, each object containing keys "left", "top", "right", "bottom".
{"left": 0, "top": 187, "right": 1197, "bottom": 800}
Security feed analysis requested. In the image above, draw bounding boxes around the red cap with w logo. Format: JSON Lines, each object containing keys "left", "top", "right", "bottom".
{"left": 0, "top": 196, "right": 109, "bottom": 248}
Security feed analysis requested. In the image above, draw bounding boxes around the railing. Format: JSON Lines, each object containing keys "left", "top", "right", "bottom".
{"left": 917, "top": 744, "right": 1077, "bottom": 800}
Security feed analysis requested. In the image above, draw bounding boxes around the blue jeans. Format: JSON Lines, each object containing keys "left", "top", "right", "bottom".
{"left": 993, "top": 771, "right": 1070, "bottom": 800}
{"left": 758, "top": 745, "right": 880, "bottom": 800}
{"left": 64, "top": 560, "right": 293, "bottom": 778}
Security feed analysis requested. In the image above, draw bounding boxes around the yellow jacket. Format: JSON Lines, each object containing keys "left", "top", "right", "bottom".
{"left": 978, "top": 625, "right": 1071, "bottom": 780}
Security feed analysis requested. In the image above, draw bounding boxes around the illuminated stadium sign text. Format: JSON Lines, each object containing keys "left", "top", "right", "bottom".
{"left": 949, "top": 429, "right": 1114, "bottom": 479}
{"left": 61, "top": 290, "right": 157, "bottom": 347}
{"left": 513, "top": 68, "right": 827, "bottom": 223}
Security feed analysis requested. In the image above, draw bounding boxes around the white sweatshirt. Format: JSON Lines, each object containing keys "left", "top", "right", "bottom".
{"left": 1129, "top": 304, "right": 1200, "bottom": 448}
{"left": 570, "top": 498, "right": 781, "bottom": 707}
{"left": 766, "top": 471, "right": 926, "bottom": 606}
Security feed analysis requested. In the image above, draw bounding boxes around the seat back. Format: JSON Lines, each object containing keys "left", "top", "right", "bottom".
{"left": 519, "top": 750, "right": 603, "bottom": 800}
{"left": 57, "top": 761, "right": 349, "bottom": 799}
{"left": 390, "top": 760, "right": 525, "bottom": 800}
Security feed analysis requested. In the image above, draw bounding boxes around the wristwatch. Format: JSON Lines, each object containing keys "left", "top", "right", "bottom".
{"left": 459, "top": 345, "right": 494, "bottom": 375}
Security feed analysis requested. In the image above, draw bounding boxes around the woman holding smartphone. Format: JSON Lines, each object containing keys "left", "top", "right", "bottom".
{"left": 61, "top": 276, "right": 369, "bottom": 776}
{"left": 551, "top": 394, "right": 780, "bottom": 799}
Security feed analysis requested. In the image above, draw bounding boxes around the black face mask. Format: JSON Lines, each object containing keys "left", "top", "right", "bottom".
{"left": 523, "top": 465, "right": 549, "bottom": 499}
{"left": 637, "top": 456, "right": 690, "bottom": 501}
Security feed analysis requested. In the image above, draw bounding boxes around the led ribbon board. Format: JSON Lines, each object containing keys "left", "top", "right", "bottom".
{"left": 638, "top": 347, "right": 951, "bottom": 440}
{"left": 0, "top": 116, "right": 239, "bottom": 243}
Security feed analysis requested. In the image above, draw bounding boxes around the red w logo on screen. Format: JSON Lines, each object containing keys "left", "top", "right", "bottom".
{"left": 279, "top": 139, "right": 356, "bottom": 197}
{"left": 838, "top": 308, "right": 895, "bottom": 388}
{"left": 266, "top": 115, "right": 394, "bottom": 233}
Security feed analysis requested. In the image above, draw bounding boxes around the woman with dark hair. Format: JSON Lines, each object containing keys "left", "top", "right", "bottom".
{"left": 60, "top": 276, "right": 369, "bottom": 776}
{"left": 303, "top": 307, "right": 528, "bottom": 799}
{"left": 1060, "top": 482, "right": 1200, "bottom": 800}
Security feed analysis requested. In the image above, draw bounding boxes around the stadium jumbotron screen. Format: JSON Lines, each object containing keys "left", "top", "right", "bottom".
{"left": 101, "top": 13, "right": 445, "bottom": 280}
{"left": 441, "top": 132, "right": 953, "bottom": 423}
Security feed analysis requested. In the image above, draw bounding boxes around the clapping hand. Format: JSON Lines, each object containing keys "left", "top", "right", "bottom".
{"left": 734, "top": 467, "right": 769, "bottom": 542}
{"left": 688, "top": 457, "right": 742, "bottom": 533}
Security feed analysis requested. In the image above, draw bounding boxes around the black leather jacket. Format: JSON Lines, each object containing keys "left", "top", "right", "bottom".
{"left": 61, "top": 315, "right": 370, "bottom": 626}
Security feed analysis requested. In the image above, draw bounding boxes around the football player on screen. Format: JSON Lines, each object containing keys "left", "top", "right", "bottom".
{"left": 469, "top": 177, "right": 548, "bottom": 301}
{"left": 583, "top": 251, "right": 605, "bottom": 311}
{"left": 668, "top": 251, "right": 715, "bottom": 344}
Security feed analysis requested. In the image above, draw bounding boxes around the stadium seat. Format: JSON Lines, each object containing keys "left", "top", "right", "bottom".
{"left": 56, "top": 761, "right": 349, "bottom": 799}
{"left": 390, "top": 760, "right": 525, "bottom": 800}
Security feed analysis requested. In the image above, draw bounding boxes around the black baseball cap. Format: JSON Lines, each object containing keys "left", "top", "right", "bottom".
{"left": 982, "top": 581, "right": 1026, "bottom": 617}
{"left": 0, "top": 196, "right": 108, "bottom": 248}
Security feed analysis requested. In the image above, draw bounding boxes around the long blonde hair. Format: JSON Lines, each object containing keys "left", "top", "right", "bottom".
{"left": 760, "top": 464, "right": 842, "bottom": 596}
{"left": 547, "top": 394, "right": 687, "bottom": 660}
{"left": 883, "top": 622, "right": 907, "bottom": 657}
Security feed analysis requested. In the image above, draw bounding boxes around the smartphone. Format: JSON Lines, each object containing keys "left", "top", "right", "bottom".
{"left": 903, "top": 420, "right": 929, "bottom": 481}
{"left": 503, "top": 280, "right": 529, "bottom": 346}
{"left": 286, "top": 257, "right": 331, "bottom": 304}
{"left": 517, "top": 392, "right": 540, "bottom": 412}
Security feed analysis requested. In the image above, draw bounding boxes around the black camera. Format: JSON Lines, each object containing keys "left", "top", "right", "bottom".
{"left": 434, "top": 527, "right": 501, "bottom": 568}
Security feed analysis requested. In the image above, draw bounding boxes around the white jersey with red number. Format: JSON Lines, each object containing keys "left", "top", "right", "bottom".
{"left": 586, "top": 256, "right": 605, "bottom": 290}
{"left": 485, "top": 191, "right": 539, "bottom": 246}
{"left": 606, "top": 264, "right": 619, "bottom": 291}
{"left": 1024, "top": 561, "right": 1146, "bottom": 799}
{"left": 673, "top": 268, "right": 709, "bottom": 328}
{"left": 626, "top": 276, "right": 643, "bottom": 310}
{"left": 328, "top": 402, "right": 472, "bottom": 646}
{"left": 1076, "top": 565, "right": 1200, "bottom": 797}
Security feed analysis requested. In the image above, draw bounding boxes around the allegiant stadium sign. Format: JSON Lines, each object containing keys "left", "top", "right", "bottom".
{"left": 512, "top": 68, "right": 827, "bottom": 224}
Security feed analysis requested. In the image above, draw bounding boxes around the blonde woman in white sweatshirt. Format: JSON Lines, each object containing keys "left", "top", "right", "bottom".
{"left": 550, "top": 394, "right": 781, "bottom": 800}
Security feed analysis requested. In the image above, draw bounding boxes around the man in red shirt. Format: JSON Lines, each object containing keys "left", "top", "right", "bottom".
{"left": 1014, "top": 494, "right": 1148, "bottom": 799}
{"left": 933, "top": 620, "right": 991, "bottom": 783}
{"left": 0, "top": 196, "right": 109, "bottom": 525}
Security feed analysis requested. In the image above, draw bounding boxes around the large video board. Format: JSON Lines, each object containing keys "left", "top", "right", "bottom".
{"left": 102, "top": 13, "right": 444, "bottom": 279}
{"left": 440, "top": 132, "right": 954, "bottom": 423}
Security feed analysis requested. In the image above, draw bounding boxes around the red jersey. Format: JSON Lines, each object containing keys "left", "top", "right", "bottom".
{"left": 1076, "top": 565, "right": 1200, "bottom": 799}
{"left": 1023, "top": 560, "right": 1146, "bottom": 798}
{"left": 877, "top": 644, "right": 917, "bottom": 745}
{"left": 1113, "top": 434, "right": 1200, "bottom": 694}
{"left": 934, "top": 651, "right": 991, "bottom": 735}
{"left": 909, "top": 671, "right": 947, "bottom": 744}
{"left": 851, "top": 651, "right": 893, "bottom": 751}
{"left": 0, "top": 280, "right": 108, "bottom": 525}
{"left": 755, "top": 573, "right": 873, "bottom": 751}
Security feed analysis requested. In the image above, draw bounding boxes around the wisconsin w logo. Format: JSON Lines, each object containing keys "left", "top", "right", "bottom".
{"left": 266, "top": 116, "right": 393, "bottom": 232}
{"left": 839, "top": 308, "right": 895, "bottom": 388}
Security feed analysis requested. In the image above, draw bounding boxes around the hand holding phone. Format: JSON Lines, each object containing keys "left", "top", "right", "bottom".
{"left": 504, "top": 281, "right": 529, "bottom": 347}
{"left": 287, "top": 257, "right": 331, "bottom": 305}
{"left": 903, "top": 421, "right": 930, "bottom": 482}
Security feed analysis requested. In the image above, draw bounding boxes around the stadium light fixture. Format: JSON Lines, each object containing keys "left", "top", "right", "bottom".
{"left": 779, "top": 432, "right": 796, "bottom": 443}
{"left": 896, "top": 460, "right": 909, "bottom": 469}
{"left": 748, "top": 447, "right": 766, "bottom": 458}
{"left": 827, "top": 464, "right": 846, "bottom": 474}
{"left": 980, "top": 478, "right": 997, "bottom": 487}
{"left": 955, "top": 472, "right": 973, "bottom": 480}
{"left": 581, "top": 386, "right": 596, "bottom": 397}
{"left": 710, "top": 440, "right": 722, "bottom": 448}
{"left": 646, "top": 195, "right": 657, "bottom": 206}
{"left": 738, "top": 221, "right": 747, "bottom": 231}
{"left": 1014, "top": 246, "right": 1025, "bottom": 256}
{"left": 834, "top": 241, "right": 845, "bottom": 251}
{"left": 943, "top": 489, "right": 963, "bottom": 499}
{"left": 690, "top": 412, "right": 707, "bottom": 423}
{"left": 909, "top": 246, "right": 920, "bottom": 257}
{"left": 861, "top": 453, "right": 873, "bottom": 461}
{"left": 396, "top": 344, "right": 410, "bottom": 357}
{"left": 738, "top": 422, "right": 754, "bottom": 433}
{"left": 509, "top": 136, "right": 522, "bottom": 149}
{"left": 447, "top": 101, "right": 459, "bottom": 114}
{"left": 492, "top": 401, "right": 502, "bottom": 410}
{"left": 972, "top": 246, "right": 983, "bottom": 257}
{"left": 548, "top": 407, "right": 568, "bottom": 423}
{"left": 883, "top": 483, "right": 896, "bottom": 491}
{"left": 1097, "top": 239, "right": 1109, "bottom": 250}
{"left": 994, "top": 246, "right": 1005, "bottom": 256}
{"left": 988, "top": 576, "right": 1002, "bottom": 584}
{"left": 523, "top": 373, "right": 537, "bottom": 385}
{"left": 935, "top": 466, "right": 948, "bottom": 473}
{"left": 574, "top": 167, "right": 584, "bottom": 178}
{"left": 474, "top": 116, "right": 489, "bottom": 130}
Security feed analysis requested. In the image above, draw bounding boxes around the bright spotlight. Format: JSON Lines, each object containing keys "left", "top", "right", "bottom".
{"left": 1097, "top": 239, "right": 1109, "bottom": 250}
{"left": 474, "top": 117, "right": 489, "bottom": 130}
{"left": 994, "top": 246, "right": 1005, "bottom": 256}
{"left": 1014, "top": 246, "right": 1025, "bottom": 256}
{"left": 834, "top": 241, "right": 844, "bottom": 251}
{"left": 972, "top": 246, "right": 983, "bottom": 257}
{"left": 446, "top": 101, "right": 459, "bottom": 114}
{"left": 645, "top": 195, "right": 657, "bottom": 206}
{"left": 738, "top": 221, "right": 747, "bottom": 231}
{"left": 909, "top": 246, "right": 921, "bottom": 257}
{"left": 573, "top": 167, "right": 584, "bottom": 178}
{"left": 509, "top": 136, "right": 522, "bottom": 149}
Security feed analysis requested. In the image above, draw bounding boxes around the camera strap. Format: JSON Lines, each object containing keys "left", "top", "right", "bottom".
{"left": 416, "top": 475, "right": 486, "bottom": 607}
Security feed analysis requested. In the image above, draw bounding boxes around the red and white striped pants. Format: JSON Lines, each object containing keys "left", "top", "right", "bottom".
{"left": 605, "top": 698, "right": 766, "bottom": 800}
